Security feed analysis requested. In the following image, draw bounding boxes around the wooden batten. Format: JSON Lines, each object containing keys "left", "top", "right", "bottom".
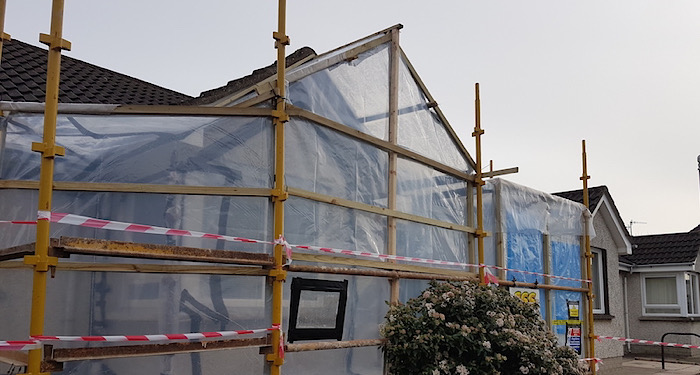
{"left": 288, "top": 106, "right": 474, "bottom": 182}
{"left": 287, "top": 187, "right": 476, "bottom": 234}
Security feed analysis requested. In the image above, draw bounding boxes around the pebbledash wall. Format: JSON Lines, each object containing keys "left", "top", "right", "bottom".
{"left": 0, "top": 27, "right": 592, "bottom": 374}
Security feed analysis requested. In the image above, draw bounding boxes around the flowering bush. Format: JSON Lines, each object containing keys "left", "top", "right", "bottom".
{"left": 380, "top": 281, "right": 586, "bottom": 375}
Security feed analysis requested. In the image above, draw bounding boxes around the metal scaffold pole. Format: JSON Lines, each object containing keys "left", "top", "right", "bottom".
{"left": 23, "top": 1, "right": 71, "bottom": 374}
{"left": 473, "top": 83, "right": 486, "bottom": 285}
{"left": 268, "top": 0, "right": 289, "bottom": 374}
{"left": 581, "top": 140, "right": 596, "bottom": 374}
{"left": 0, "top": 0, "right": 10, "bottom": 61}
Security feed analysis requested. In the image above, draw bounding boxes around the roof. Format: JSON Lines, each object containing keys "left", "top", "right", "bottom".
{"left": 553, "top": 185, "right": 632, "bottom": 253}
{"left": 184, "top": 46, "right": 316, "bottom": 106}
{"left": 553, "top": 185, "right": 608, "bottom": 212}
{"left": 621, "top": 230, "right": 700, "bottom": 266}
{"left": 1, "top": 39, "right": 192, "bottom": 105}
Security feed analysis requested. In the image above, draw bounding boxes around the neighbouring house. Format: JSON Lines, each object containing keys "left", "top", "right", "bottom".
{"left": 620, "top": 227, "right": 700, "bottom": 357}
{"left": 1, "top": 26, "right": 596, "bottom": 375}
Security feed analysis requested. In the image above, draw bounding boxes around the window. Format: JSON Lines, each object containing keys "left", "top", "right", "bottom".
{"left": 288, "top": 278, "right": 349, "bottom": 342}
{"left": 642, "top": 273, "right": 700, "bottom": 316}
{"left": 591, "top": 249, "right": 606, "bottom": 314}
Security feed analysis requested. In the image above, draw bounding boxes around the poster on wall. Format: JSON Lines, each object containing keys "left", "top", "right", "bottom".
{"left": 565, "top": 300, "right": 582, "bottom": 354}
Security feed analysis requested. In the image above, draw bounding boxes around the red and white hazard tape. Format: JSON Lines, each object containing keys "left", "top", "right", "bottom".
{"left": 0, "top": 340, "right": 41, "bottom": 351}
{"left": 580, "top": 357, "right": 603, "bottom": 363}
{"left": 0, "top": 326, "right": 280, "bottom": 351}
{"left": 0, "top": 220, "right": 37, "bottom": 225}
{"left": 598, "top": 335, "right": 700, "bottom": 349}
{"left": 33, "top": 326, "right": 278, "bottom": 343}
{"left": 9, "top": 211, "right": 591, "bottom": 284}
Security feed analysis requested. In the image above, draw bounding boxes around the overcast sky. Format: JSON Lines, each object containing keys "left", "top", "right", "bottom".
{"left": 5, "top": 1, "right": 700, "bottom": 235}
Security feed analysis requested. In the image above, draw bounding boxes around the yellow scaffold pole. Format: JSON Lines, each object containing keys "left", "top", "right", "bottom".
{"left": 581, "top": 140, "right": 596, "bottom": 374}
{"left": 0, "top": 0, "right": 11, "bottom": 61}
{"left": 23, "top": 1, "right": 70, "bottom": 374}
{"left": 268, "top": 0, "right": 289, "bottom": 374}
{"left": 473, "top": 83, "right": 486, "bottom": 285}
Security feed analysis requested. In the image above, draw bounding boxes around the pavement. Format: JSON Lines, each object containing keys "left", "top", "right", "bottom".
{"left": 618, "top": 358, "right": 700, "bottom": 375}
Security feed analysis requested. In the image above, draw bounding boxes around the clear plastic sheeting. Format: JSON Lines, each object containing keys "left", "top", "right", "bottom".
{"left": 283, "top": 273, "right": 388, "bottom": 375}
{"left": 397, "top": 57, "right": 470, "bottom": 172}
{"left": 288, "top": 43, "right": 390, "bottom": 140}
{"left": 396, "top": 220, "right": 468, "bottom": 265}
{"left": 286, "top": 118, "right": 388, "bottom": 207}
{"left": 486, "top": 178, "right": 592, "bottom": 238}
{"left": 0, "top": 114, "right": 273, "bottom": 188}
{"left": 396, "top": 157, "right": 466, "bottom": 225}
{"left": 285, "top": 197, "right": 386, "bottom": 255}
{"left": 0, "top": 190, "right": 272, "bottom": 253}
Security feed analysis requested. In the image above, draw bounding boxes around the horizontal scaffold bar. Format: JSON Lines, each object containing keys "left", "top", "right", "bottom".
{"left": 41, "top": 336, "right": 270, "bottom": 371}
{"left": 288, "top": 187, "right": 477, "bottom": 234}
{"left": 285, "top": 339, "right": 384, "bottom": 353}
{"left": 52, "top": 237, "right": 274, "bottom": 266}
{"left": 0, "top": 180, "right": 273, "bottom": 197}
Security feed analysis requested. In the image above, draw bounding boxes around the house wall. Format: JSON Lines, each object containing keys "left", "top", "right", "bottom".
{"left": 590, "top": 214, "right": 626, "bottom": 363}
{"left": 626, "top": 272, "right": 700, "bottom": 357}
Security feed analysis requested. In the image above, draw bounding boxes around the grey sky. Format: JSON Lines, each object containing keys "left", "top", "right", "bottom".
{"left": 5, "top": 1, "right": 700, "bottom": 235}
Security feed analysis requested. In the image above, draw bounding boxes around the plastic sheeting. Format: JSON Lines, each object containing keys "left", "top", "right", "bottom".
{"left": 1, "top": 114, "right": 273, "bottom": 188}
{"left": 285, "top": 197, "right": 386, "bottom": 255}
{"left": 396, "top": 220, "right": 469, "bottom": 266}
{"left": 396, "top": 157, "right": 466, "bottom": 225}
{"left": 286, "top": 118, "right": 388, "bottom": 207}
{"left": 288, "top": 43, "right": 390, "bottom": 141}
{"left": 0, "top": 190, "right": 272, "bottom": 253}
{"left": 397, "top": 57, "right": 470, "bottom": 172}
{"left": 282, "top": 273, "right": 387, "bottom": 375}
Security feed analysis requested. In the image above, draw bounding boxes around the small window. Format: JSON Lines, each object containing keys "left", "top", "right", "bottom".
{"left": 288, "top": 278, "right": 348, "bottom": 343}
{"left": 591, "top": 249, "right": 606, "bottom": 314}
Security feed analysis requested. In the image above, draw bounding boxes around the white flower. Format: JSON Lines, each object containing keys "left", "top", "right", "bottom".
{"left": 520, "top": 365, "right": 529, "bottom": 374}
{"left": 431, "top": 369, "right": 440, "bottom": 375}
{"left": 483, "top": 341, "right": 491, "bottom": 349}
{"left": 456, "top": 364, "right": 469, "bottom": 375}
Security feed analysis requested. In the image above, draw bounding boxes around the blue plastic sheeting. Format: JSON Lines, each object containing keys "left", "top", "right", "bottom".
{"left": 396, "top": 157, "right": 467, "bottom": 225}
{"left": 288, "top": 43, "right": 390, "bottom": 141}
{"left": 506, "top": 230, "right": 544, "bottom": 284}
{"left": 551, "top": 237, "right": 583, "bottom": 288}
{"left": 286, "top": 118, "right": 388, "bottom": 207}
{"left": 1, "top": 114, "right": 273, "bottom": 188}
{"left": 553, "top": 290, "right": 583, "bottom": 346}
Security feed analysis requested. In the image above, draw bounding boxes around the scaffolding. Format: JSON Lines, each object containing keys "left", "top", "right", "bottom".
{"left": 0, "top": 1, "right": 595, "bottom": 374}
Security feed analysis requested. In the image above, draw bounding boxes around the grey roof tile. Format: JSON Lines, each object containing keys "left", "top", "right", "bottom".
{"left": 621, "top": 231, "right": 700, "bottom": 265}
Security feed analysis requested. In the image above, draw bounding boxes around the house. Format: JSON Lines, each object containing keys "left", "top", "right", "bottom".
{"left": 620, "top": 227, "right": 700, "bottom": 357}
{"left": 1, "top": 26, "right": 595, "bottom": 374}
{"left": 554, "top": 186, "right": 632, "bottom": 371}
{"left": 1, "top": 39, "right": 192, "bottom": 105}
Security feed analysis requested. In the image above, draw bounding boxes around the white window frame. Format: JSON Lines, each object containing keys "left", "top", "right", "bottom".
{"left": 641, "top": 272, "right": 700, "bottom": 317}
{"left": 591, "top": 248, "right": 606, "bottom": 314}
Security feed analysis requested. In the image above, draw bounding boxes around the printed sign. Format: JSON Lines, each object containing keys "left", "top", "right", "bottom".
{"left": 566, "top": 300, "right": 582, "bottom": 354}
{"left": 566, "top": 326, "right": 582, "bottom": 354}
{"left": 567, "top": 300, "right": 579, "bottom": 319}
{"left": 510, "top": 287, "right": 541, "bottom": 305}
